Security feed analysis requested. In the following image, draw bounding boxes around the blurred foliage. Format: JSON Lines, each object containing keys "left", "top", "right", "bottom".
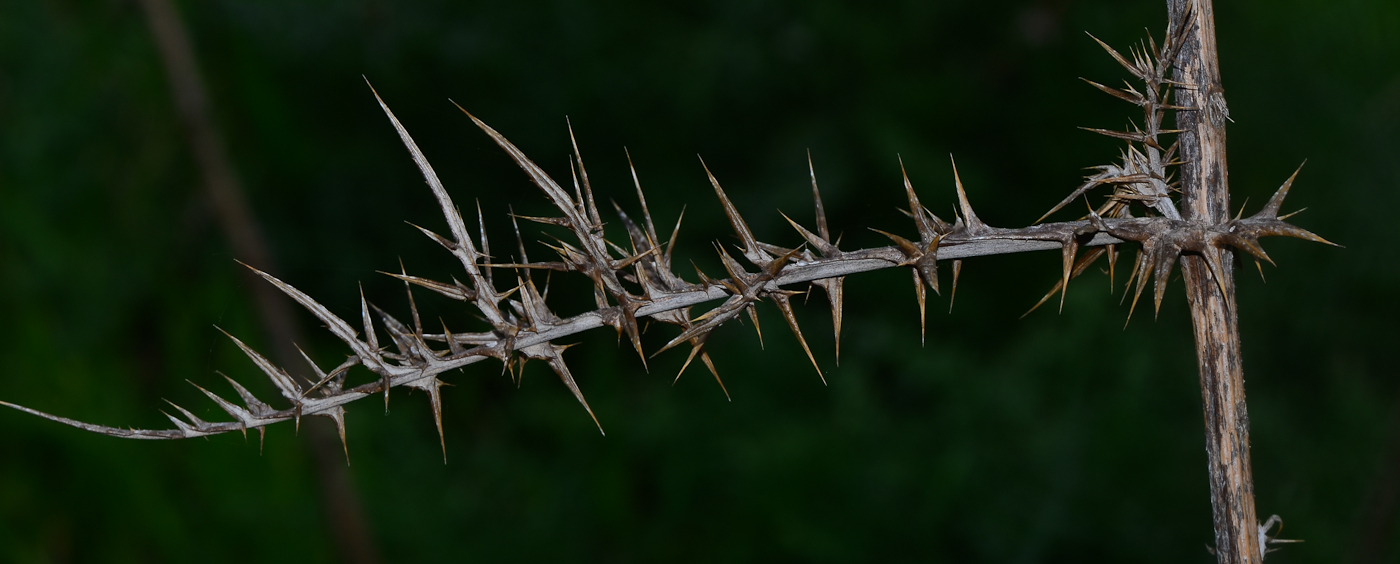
{"left": 1, "top": 0, "right": 1397, "bottom": 562}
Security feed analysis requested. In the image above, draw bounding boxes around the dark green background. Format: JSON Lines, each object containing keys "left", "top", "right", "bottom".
{"left": 2, "top": 0, "right": 1395, "bottom": 562}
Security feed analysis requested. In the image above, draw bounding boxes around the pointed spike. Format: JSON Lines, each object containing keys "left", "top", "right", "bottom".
{"left": 409, "top": 377, "right": 447, "bottom": 464}
{"left": 621, "top": 304, "right": 650, "bottom": 373}
{"left": 295, "top": 343, "right": 328, "bottom": 383}
{"left": 399, "top": 260, "right": 425, "bottom": 340}
{"left": 451, "top": 100, "right": 592, "bottom": 253}
{"left": 237, "top": 262, "right": 379, "bottom": 364}
{"left": 699, "top": 155, "right": 768, "bottom": 265}
{"left": 920, "top": 237, "right": 942, "bottom": 297}
{"left": 1201, "top": 244, "right": 1232, "bottom": 310}
{"left": 745, "top": 305, "right": 764, "bottom": 349}
{"left": 913, "top": 269, "right": 927, "bottom": 345}
{"left": 698, "top": 351, "right": 728, "bottom": 401}
{"left": 1151, "top": 243, "right": 1179, "bottom": 319}
{"left": 569, "top": 156, "right": 585, "bottom": 218}
{"left": 808, "top": 150, "right": 831, "bottom": 242}
{"left": 295, "top": 345, "right": 346, "bottom": 399}
{"left": 310, "top": 404, "right": 350, "bottom": 465}
{"left": 664, "top": 206, "right": 686, "bottom": 269}
{"left": 476, "top": 200, "right": 494, "bottom": 288}
{"left": 1080, "top": 77, "right": 1146, "bottom": 105}
{"left": 814, "top": 277, "right": 844, "bottom": 366}
{"left": 163, "top": 400, "right": 211, "bottom": 431}
{"left": 369, "top": 83, "right": 475, "bottom": 256}
{"left": 1022, "top": 246, "right": 1107, "bottom": 318}
{"left": 870, "top": 228, "right": 923, "bottom": 259}
{"left": 382, "top": 374, "right": 391, "bottom": 413}
{"left": 949, "top": 156, "right": 985, "bottom": 234}
{"left": 219, "top": 373, "right": 275, "bottom": 417}
{"left": 1106, "top": 244, "right": 1119, "bottom": 292}
{"left": 1125, "top": 246, "right": 1154, "bottom": 328}
{"left": 336, "top": 412, "right": 350, "bottom": 465}
{"left": 624, "top": 147, "right": 660, "bottom": 246}
{"left": 673, "top": 333, "right": 730, "bottom": 401}
{"left": 898, "top": 155, "right": 939, "bottom": 240}
{"left": 217, "top": 327, "right": 303, "bottom": 402}
{"left": 442, "top": 319, "right": 465, "bottom": 356}
{"left": 161, "top": 409, "right": 197, "bottom": 436}
{"left": 566, "top": 118, "right": 604, "bottom": 230}
{"left": 1259, "top": 161, "right": 1306, "bottom": 219}
{"left": 1059, "top": 238, "right": 1078, "bottom": 313}
{"left": 1234, "top": 197, "right": 1249, "bottom": 222}
{"left": 1086, "top": 32, "right": 1147, "bottom": 79}
{"left": 359, "top": 285, "right": 379, "bottom": 355}
{"left": 408, "top": 222, "right": 457, "bottom": 252}
{"left": 529, "top": 344, "right": 604, "bottom": 435}
{"left": 780, "top": 212, "right": 834, "bottom": 254}
{"left": 378, "top": 270, "right": 473, "bottom": 302}
{"left": 509, "top": 206, "right": 532, "bottom": 266}
{"left": 948, "top": 260, "right": 963, "bottom": 314}
{"left": 771, "top": 294, "right": 825, "bottom": 385}
{"left": 188, "top": 380, "right": 251, "bottom": 437}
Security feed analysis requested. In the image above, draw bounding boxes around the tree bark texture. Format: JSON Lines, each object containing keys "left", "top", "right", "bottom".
{"left": 1168, "top": 1, "right": 1261, "bottom": 562}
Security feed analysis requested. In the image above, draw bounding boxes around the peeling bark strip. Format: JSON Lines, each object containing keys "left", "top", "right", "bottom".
{"left": 1168, "top": 1, "right": 1260, "bottom": 562}
{"left": 4, "top": 0, "right": 1334, "bottom": 558}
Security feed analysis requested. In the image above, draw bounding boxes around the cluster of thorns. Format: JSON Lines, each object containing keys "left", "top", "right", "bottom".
{"left": 2, "top": 14, "right": 1330, "bottom": 478}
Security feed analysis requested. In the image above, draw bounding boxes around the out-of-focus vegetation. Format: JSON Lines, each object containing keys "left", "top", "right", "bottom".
{"left": 1, "top": 0, "right": 1396, "bottom": 562}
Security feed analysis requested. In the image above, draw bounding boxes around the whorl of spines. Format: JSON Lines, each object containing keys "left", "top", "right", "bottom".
{"left": 0, "top": 17, "right": 1332, "bottom": 464}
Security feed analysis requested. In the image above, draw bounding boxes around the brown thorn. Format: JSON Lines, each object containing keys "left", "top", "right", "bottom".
{"left": 1086, "top": 31, "right": 1147, "bottom": 80}
{"left": 1125, "top": 246, "right": 1153, "bottom": 328}
{"left": 745, "top": 305, "right": 764, "bottom": 349}
{"left": 424, "top": 379, "right": 447, "bottom": 464}
{"left": 1151, "top": 242, "right": 1179, "bottom": 319}
{"left": 566, "top": 118, "right": 603, "bottom": 230}
{"left": 808, "top": 149, "right": 831, "bottom": 241}
{"left": 398, "top": 259, "right": 424, "bottom": 339}
{"left": 1260, "top": 160, "right": 1306, "bottom": 219}
{"left": 699, "top": 352, "right": 728, "bottom": 401}
{"left": 772, "top": 294, "right": 825, "bottom": 385}
{"left": 948, "top": 260, "right": 962, "bottom": 314}
{"left": 624, "top": 147, "right": 660, "bottom": 245}
{"left": 815, "top": 276, "right": 844, "bottom": 366}
{"left": 1105, "top": 244, "right": 1119, "bottom": 292}
{"left": 1059, "top": 237, "right": 1078, "bottom": 313}
{"left": 476, "top": 200, "right": 494, "bottom": 287}
{"left": 539, "top": 345, "right": 604, "bottom": 436}
{"left": 1201, "top": 244, "right": 1233, "bottom": 312}
{"left": 949, "top": 155, "right": 985, "bottom": 234}
{"left": 699, "top": 155, "right": 768, "bottom": 265}
{"left": 1021, "top": 247, "right": 1107, "bottom": 319}
{"left": 898, "top": 155, "right": 938, "bottom": 240}
{"left": 665, "top": 206, "right": 686, "bottom": 268}
{"left": 913, "top": 269, "right": 927, "bottom": 346}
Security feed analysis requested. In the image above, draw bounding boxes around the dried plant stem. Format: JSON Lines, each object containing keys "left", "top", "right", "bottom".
{"left": 5, "top": 2, "right": 1337, "bottom": 558}
{"left": 136, "top": 0, "right": 382, "bottom": 562}
{"left": 1169, "top": 0, "right": 1260, "bottom": 562}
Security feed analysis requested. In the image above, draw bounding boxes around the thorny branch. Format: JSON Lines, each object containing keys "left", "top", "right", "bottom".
{"left": 3, "top": 2, "right": 1332, "bottom": 559}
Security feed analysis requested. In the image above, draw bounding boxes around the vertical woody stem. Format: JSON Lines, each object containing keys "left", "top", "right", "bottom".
{"left": 137, "top": 1, "right": 382, "bottom": 562}
{"left": 1168, "top": 1, "right": 1261, "bottom": 562}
